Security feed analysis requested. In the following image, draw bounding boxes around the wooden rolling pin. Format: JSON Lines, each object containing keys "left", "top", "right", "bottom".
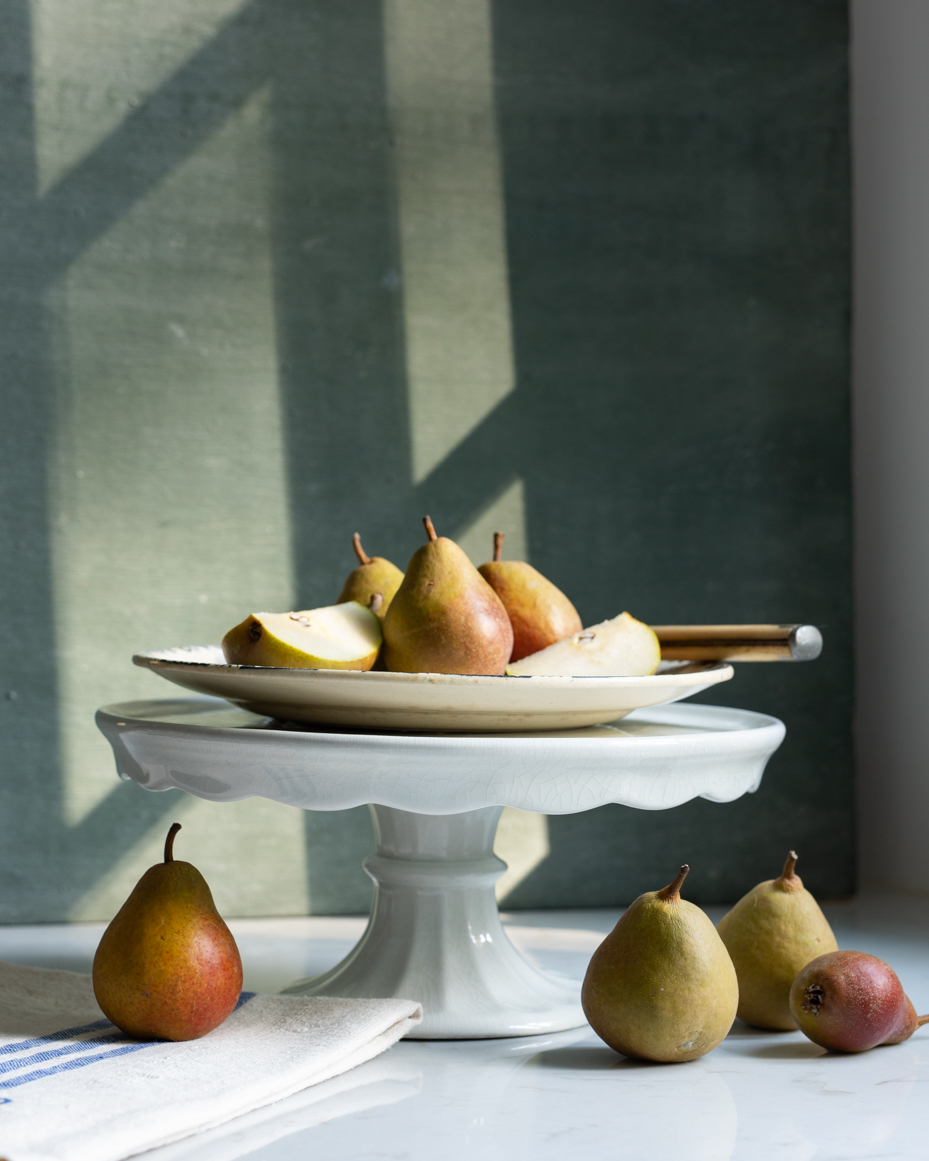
{"left": 651, "top": 624, "right": 822, "bottom": 662}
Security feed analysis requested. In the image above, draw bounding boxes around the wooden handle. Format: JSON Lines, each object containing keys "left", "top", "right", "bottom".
{"left": 651, "top": 624, "right": 822, "bottom": 662}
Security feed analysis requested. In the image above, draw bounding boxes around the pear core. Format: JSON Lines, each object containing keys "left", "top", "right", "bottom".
{"left": 222, "top": 602, "right": 382, "bottom": 670}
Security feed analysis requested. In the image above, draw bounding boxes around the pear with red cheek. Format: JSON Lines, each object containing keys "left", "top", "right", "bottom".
{"left": 790, "top": 950, "right": 929, "bottom": 1052}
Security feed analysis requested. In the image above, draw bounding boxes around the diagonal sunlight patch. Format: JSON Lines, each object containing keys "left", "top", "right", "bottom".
{"left": 456, "top": 477, "right": 528, "bottom": 566}
{"left": 47, "top": 86, "right": 294, "bottom": 830}
{"left": 70, "top": 797, "right": 309, "bottom": 921}
{"left": 30, "top": 0, "right": 250, "bottom": 196}
{"left": 384, "top": 0, "right": 516, "bottom": 485}
{"left": 494, "top": 809, "right": 550, "bottom": 904}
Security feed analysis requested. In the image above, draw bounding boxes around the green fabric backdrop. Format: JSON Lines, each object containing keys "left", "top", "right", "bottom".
{"left": 0, "top": 0, "right": 850, "bottom": 921}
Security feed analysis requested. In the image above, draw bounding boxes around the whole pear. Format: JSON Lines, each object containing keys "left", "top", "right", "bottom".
{"left": 716, "top": 851, "right": 838, "bottom": 1030}
{"left": 382, "top": 517, "right": 514, "bottom": 675}
{"left": 790, "top": 951, "right": 929, "bottom": 1052}
{"left": 478, "top": 532, "right": 582, "bottom": 662}
{"left": 93, "top": 824, "right": 243, "bottom": 1041}
{"left": 582, "top": 865, "right": 738, "bottom": 1062}
{"left": 337, "top": 533, "right": 404, "bottom": 619}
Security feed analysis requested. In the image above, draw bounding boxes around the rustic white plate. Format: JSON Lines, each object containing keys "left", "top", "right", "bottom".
{"left": 133, "top": 646, "right": 733, "bottom": 732}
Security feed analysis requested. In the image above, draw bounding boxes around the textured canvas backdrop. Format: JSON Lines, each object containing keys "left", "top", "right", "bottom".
{"left": 0, "top": 0, "right": 850, "bottom": 921}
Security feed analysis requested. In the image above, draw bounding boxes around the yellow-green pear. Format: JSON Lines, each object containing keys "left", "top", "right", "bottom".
{"left": 222, "top": 602, "right": 381, "bottom": 670}
{"left": 717, "top": 851, "right": 838, "bottom": 1030}
{"left": 582, "top": 865, "right": 738, "bottom": 1062}
{"left": 506, "top": 612, "right": 660, "bottom": 676}
{"left": 478, "top": 531, "right": 582, "bottom": 661}
{"left": 337, "top": 533, "right": 404, "bottom": 619}
{"left": 382, "top": 516, "right": 513, "bottom": 675}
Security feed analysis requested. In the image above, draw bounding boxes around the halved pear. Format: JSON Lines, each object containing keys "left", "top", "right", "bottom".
{"left": 222, "top": 602, "right": 381, "bottom": 670}
{"left": 506, "top": 612, "right": 660, "bottom": 677}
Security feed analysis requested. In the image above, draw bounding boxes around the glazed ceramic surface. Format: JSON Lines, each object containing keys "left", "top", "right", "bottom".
{"left": 96, "top": 697, "right": 782, "bottom": 814}
{"left": 97, "top": 698, "right": 783, "bottom": 1038}
{"left": 133, "top": 646, "right": 733, "bottom": 732}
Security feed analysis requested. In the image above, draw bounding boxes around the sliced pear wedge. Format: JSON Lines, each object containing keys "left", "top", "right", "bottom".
{"left": 506, "top": 612, "right": 660, "bottom": 677}
{"left": 222, "top": 602, "right": 382, "bottom": 671}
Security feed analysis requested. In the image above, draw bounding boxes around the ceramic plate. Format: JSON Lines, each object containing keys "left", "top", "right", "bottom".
{"left": 133, "top": 646, "right": 733, "bottom": 732}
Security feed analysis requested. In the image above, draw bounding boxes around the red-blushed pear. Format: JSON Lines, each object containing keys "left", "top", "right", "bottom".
{"left": 717, "top": 851, "right": 838, "bottom": 1030}
{"left": 478, "top": 532, "right": 582, "bottom": 662}
{"left": 92, "top": 824, "right": 242, "bottom": 1041}
{"left": 790, "top": 951, "right": 929, "bottom": 1052}
{"left": 337, "top": 533, "right": 404, "bottom": 619}
{"left": 582, "top": 865, "right": 738, "bottom": 1062}
{"left": 382, "top": 517, "right": 513, "bottom": 675}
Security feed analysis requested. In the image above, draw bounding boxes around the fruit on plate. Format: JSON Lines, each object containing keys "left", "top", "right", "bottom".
{"left": 716, "top": 851, "right": 838, "bottom": 1030}
{"left": 222, "top": 602, "right": 381, "bottom": 670}
{"left": 582, "top": 865, "right": 738, "bottom": 1062}
{"left": 382, "top": 516, "right": 513, "bottom": 675}
{"left": 337, "top": 533, "right": 404, "bottom": 618}
{"left": 477, "top": 531, "right": 582, "bottom": 662}
{"left": 790, "top": 950, "right": 929, "bottom": 1052}
{"left": 93, "top": 823, "right": 242, "bottom": 1041}
{"left": 505, "top": 612, "right": 660, "bottom": 676}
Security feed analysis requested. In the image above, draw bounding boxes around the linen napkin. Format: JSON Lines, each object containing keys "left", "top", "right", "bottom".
{"left": 0, "top": 961, "right": 422, "bottom": 1161}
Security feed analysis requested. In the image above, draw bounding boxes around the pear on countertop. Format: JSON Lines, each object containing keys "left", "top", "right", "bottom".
{"left": 222, "top": 602, "right": 381, "bottom": 670}
{"left": 506, "top": 612, "right": 660, "bottom": 677}
{"left": 337, "top": 533, "right": 404, "bottom": 619}
{"left": 717, "top": 851, "right": 838, "bottom": 1030}
{"left": 791, "top": 950, "right": 929, "bottom": 1052}
{"left": 582, "top": 865, "right": 738, "bottom": 1062}
{"left": 382, "top": 516, "right": 513, "bottom": 675}
{"left": 478, "top": 531, "right": 582, "bottom": 662}
{"left": 92, "top": 824, "right": 242, "bottom": 1041}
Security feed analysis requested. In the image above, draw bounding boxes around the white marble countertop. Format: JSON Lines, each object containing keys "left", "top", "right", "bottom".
{"left": 3, "top": 894, "right": 928, "bottom": 1160}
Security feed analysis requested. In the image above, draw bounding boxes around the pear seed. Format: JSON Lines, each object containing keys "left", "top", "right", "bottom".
{"left": 248, "top": 622, "right": 262, "bottom": 642}
{"left": 578, "top": 631, "right": 596, "bottom": 642}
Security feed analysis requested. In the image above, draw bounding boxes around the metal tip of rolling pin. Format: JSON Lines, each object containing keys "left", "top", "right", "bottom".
{"left": 789, "top": 625, "right": 823, "bottom": 661}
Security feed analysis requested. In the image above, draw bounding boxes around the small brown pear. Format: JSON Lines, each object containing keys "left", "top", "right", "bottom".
{"left": 92, "top": 824, "right": 243, "bottom": 1041}
{"left": 582, "top": 865, "right": 738, "bottom": 1062}
{"left": 337, "top": 533, "right": 404, "bottom": 618}
{"left": 478, "top": 532, "right": 582, "bottom": 662}
{"left": 382, "top": 517, "right": 513, "bottom": 675}
{"left": 717, "top": 851, "right": 838, "bottom": 1030}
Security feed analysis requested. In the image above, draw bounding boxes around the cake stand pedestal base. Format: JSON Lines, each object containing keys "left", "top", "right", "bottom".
{"left": 281, "top": 805, "right": 585, "bottom": 1039}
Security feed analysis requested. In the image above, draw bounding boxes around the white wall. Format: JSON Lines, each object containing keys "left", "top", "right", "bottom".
{"left": 853, "top": 1, "right": 929, "bottom": 892}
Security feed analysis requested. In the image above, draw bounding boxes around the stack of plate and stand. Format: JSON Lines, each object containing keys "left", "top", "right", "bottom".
{"left": 96, "top": 649, "right": 784, "bottom": 1039}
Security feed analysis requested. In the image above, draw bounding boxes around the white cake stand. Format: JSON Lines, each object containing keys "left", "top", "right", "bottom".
{"left": 96, "top": 698, "right": 784, "bottom": 1039}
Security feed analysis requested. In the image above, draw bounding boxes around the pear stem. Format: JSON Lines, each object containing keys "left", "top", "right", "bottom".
{"left": 423, "top": 516, "right": 438, "bottom": 542}
{"left": 780, "top": 850, "right": 799, "bottom": 881}
{"left": 353, "top": 533, "right": 371, "bottom": 566}
{"left": 164, "top": 822, "right": 181, "bottom": 863}
{"left": 657, "top": 864, "right": 690, "bottom": 902}
{"left": 493, "top": 531, "right": 504, "bottom": 562}
{"left": 918, "top": 1014, "right": 929, "bottom": 1027}
{"left": 368, "top": 592, "right": 384, "bottom": 615}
